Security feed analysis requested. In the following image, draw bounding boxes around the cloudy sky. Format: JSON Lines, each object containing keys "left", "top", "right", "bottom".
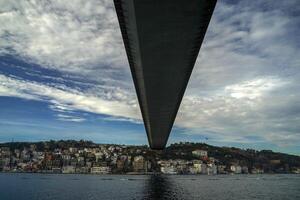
{"left": 0, "top": 0, "right": 299, "bottom": 155}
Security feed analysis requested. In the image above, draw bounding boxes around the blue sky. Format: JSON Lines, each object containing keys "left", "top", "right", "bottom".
{"left": 0, "top": 0, "right": 300, "bottom": 155}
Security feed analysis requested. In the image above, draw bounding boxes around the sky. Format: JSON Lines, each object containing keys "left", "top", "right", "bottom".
{"left": 0, "top": 0, "right": 299, "bottom": 155}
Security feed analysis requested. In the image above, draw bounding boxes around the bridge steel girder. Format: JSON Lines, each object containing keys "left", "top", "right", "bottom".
{"left": 114, "top": 0, "right": 217, "bottom": 149}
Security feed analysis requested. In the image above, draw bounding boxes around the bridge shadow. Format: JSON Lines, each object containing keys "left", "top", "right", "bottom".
{"left": 142, "top": 175, "right": 183, "bottom": 200}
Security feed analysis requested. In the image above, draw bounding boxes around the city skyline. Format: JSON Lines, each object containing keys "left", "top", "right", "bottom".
{"left": 0, "top": 0, "right": 300, "bottom": 155}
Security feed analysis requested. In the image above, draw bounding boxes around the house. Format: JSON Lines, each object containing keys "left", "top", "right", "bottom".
{"left": 161, "top": 166, "right": 177, "bottom": 174}
{"left": 217, "top": 165, "right": 227, "bottom": 174}
{"left": 292, "top": 168, "right": 300, "bottom": 174}
{"left": 251, "top": 168, "right": 264, "bottom": 174}
{"left": 133, "top": 156, "right": 145, "bottom": 172}
{"left": 207, "top": 163, "right": 217, "bottom": 175}
{"left": 242, "top": 166, "right": 249, "bottom": 174}
{"left": 193, "top": 163, "right": 203, "bottom": 174}
{"left": 76, "top": 167, "right": 90, "bottom": 174}
{"left": 94, "top": 152, "right": 103, "bottom": 162}
{"left": 62, "top": 165, "right": 76, "bottom": 174}
{"left": 52, "top": 167, "right": 62, "bottom": 173}
{"left": 270, "top": 160, "right": 281, "bottom": 165}
{"left": 230, "top": 165, "right": 242, "bottom": 174}
{"left": 69, "top": 147, "right": 78, "bottom": 153}
{"left": 192, "top": 150, "right": 208, "bottom": 158}
{"left": 91, "top": 166, "right": 111, "bottom": 174}
{"left": 200, "top": 163, "right": 207, "bottom": 174}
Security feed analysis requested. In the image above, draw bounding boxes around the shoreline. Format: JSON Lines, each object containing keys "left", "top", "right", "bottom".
{"left": 1, "top": 171, "right": 299, "bottom": 175}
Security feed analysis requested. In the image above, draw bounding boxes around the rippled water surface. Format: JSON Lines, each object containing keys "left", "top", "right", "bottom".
{"left": 0, "top": 173, "right": 299, "bottom": 200}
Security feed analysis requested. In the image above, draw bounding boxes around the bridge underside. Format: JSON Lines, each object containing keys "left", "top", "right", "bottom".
{"left": 114, "top": 0, "right": 217, "bottom": 149}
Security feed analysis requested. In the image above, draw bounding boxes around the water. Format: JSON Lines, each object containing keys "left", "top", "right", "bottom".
{"left": 0, "top": 173, "right": 299, "bottom": 200}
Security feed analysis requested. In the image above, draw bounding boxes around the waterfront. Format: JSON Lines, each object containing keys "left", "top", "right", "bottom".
{"left": 0, "top": 173, "right": 299, "bottom": 200}
{"left": 2, "top": 141, "right": 300, "bottom": 175}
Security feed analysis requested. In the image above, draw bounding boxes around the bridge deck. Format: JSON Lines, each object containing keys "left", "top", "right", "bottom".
{"left": 114, "top": 0, "right": 217, "bottom": 149}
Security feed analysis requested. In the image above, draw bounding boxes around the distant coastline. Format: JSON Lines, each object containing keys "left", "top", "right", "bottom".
{"left": 1, "top": 140, "right": 300, "bottom": 175}
{"left": 1, "top": 171, "right": 299, "bottom": 176}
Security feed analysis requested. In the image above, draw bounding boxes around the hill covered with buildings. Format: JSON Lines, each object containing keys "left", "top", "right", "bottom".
{"left": 1, "top": 140, "right": 300, "bottom": 175}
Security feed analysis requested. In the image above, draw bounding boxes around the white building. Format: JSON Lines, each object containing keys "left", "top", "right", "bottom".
{"left": 91, "top": 166, "right": 111, "bottom": 174}
{"left": 69, "top": 147, "right": 78, "bottom": 153}
{"left": 62, "top": 166, "right": 76, "bottom": 174}
{"left": 251, "top": 168, "right": 264, "bottom": 174}
{"left": 161, "top": 166, "right": 177, "bottom": 174}
{"left": 201, "top": 163, "right": 207, "bottom": 174}
{"left": 157, "top": 160, "right": 171, "bottom": 167}
{"left": 95, "top": 152, "right": 104, "bottom": 162}
{"left": 192, "top": 150, "right": 208, "bottom": 157}
{"left": 189, "top": 166, "right": 198, "bottom": 174}
{"left": 207, "top": 163, "right": 217, "bottom": 175}
{"left": 192, "top": 163, "right": 200, "bottom": 174}
{"left": 77, "top": 156, "right": 84, "bottom": 162}
{"left": 230, "top": 165, "right": 242, "bottom": 174}
{"left": 32, "top": 151, "right": 44, "bottom": 160}
{"left": 62, "top": 154, "right": 71, "bottom": 160}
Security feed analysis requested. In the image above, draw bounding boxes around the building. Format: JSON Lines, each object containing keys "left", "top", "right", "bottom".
{"left": 188, "top": 166, "right": 198, "bottom": 174}
{"left": 242, "top": 166, "right": 249, "bottom": 174}
{"left": 95, "top": 152, "right": 103, "bottom": 162}
{"left": 217, "top": 165, "right": 227, "bottom": 174}
{"left": 52, "top": 167, "right": 62, "bottom": 173}
{"left": 200, "top": 164, "right": 207, "bottom": 174}
{"left": 192, "top": 150, "right": 208, "bottom": 158}
{"left": 117, "top": 159, "right": 125, "bottom": 171}
{"left": 133, "top": 156, "right": 145, "bottom": 172}
{"left": 62, "top": 166, "right": 76, "bottom": 174}
{"left": 76, "top": 167, "right": 90, "bottom": 174}
{"left": 161, "top": 166, "right": 177, "bottom": 174}
{"left": 230, "top": 165, "right": 242, "bottom": 174}
{"left": 91, "top": 166, "right": 111, "bottom": 174}
{"left": 69, "top": 147, "right": 78, "bottom": 154}
{"left": 207, "top": 163, "right": 217, "bottom": 175}
{"left": 251, "top": 168, "right": 264, "bottom": 174}
{"left": 270, "top": 160, "right": 281, "bottom": 165}
{"left": 292, "top": 168, "right": 300, "bottom": 174}
{"left": 193, "top": 163, "right": 203, "bottom": 174}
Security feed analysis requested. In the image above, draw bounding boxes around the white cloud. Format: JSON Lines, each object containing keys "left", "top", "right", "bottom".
{"left": 224, "top": 77, "right": 286, "bottom": 99}
{"left": 177, "top": 76, "right": 300, "bottom": 146}
{"left": 102, "top": 116, "right": 142, "bottom": 124}
{"left": 188, "top": 1, "right": 300, "bottom": 94}
{"left": 56, "top": 114, "right": 86, "bottom": 122}
{"left": 0, "top": 74, "right": 141, "bottom": 121}
{"left": 0, "top": 0, "right": 127, "bottom": 77}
